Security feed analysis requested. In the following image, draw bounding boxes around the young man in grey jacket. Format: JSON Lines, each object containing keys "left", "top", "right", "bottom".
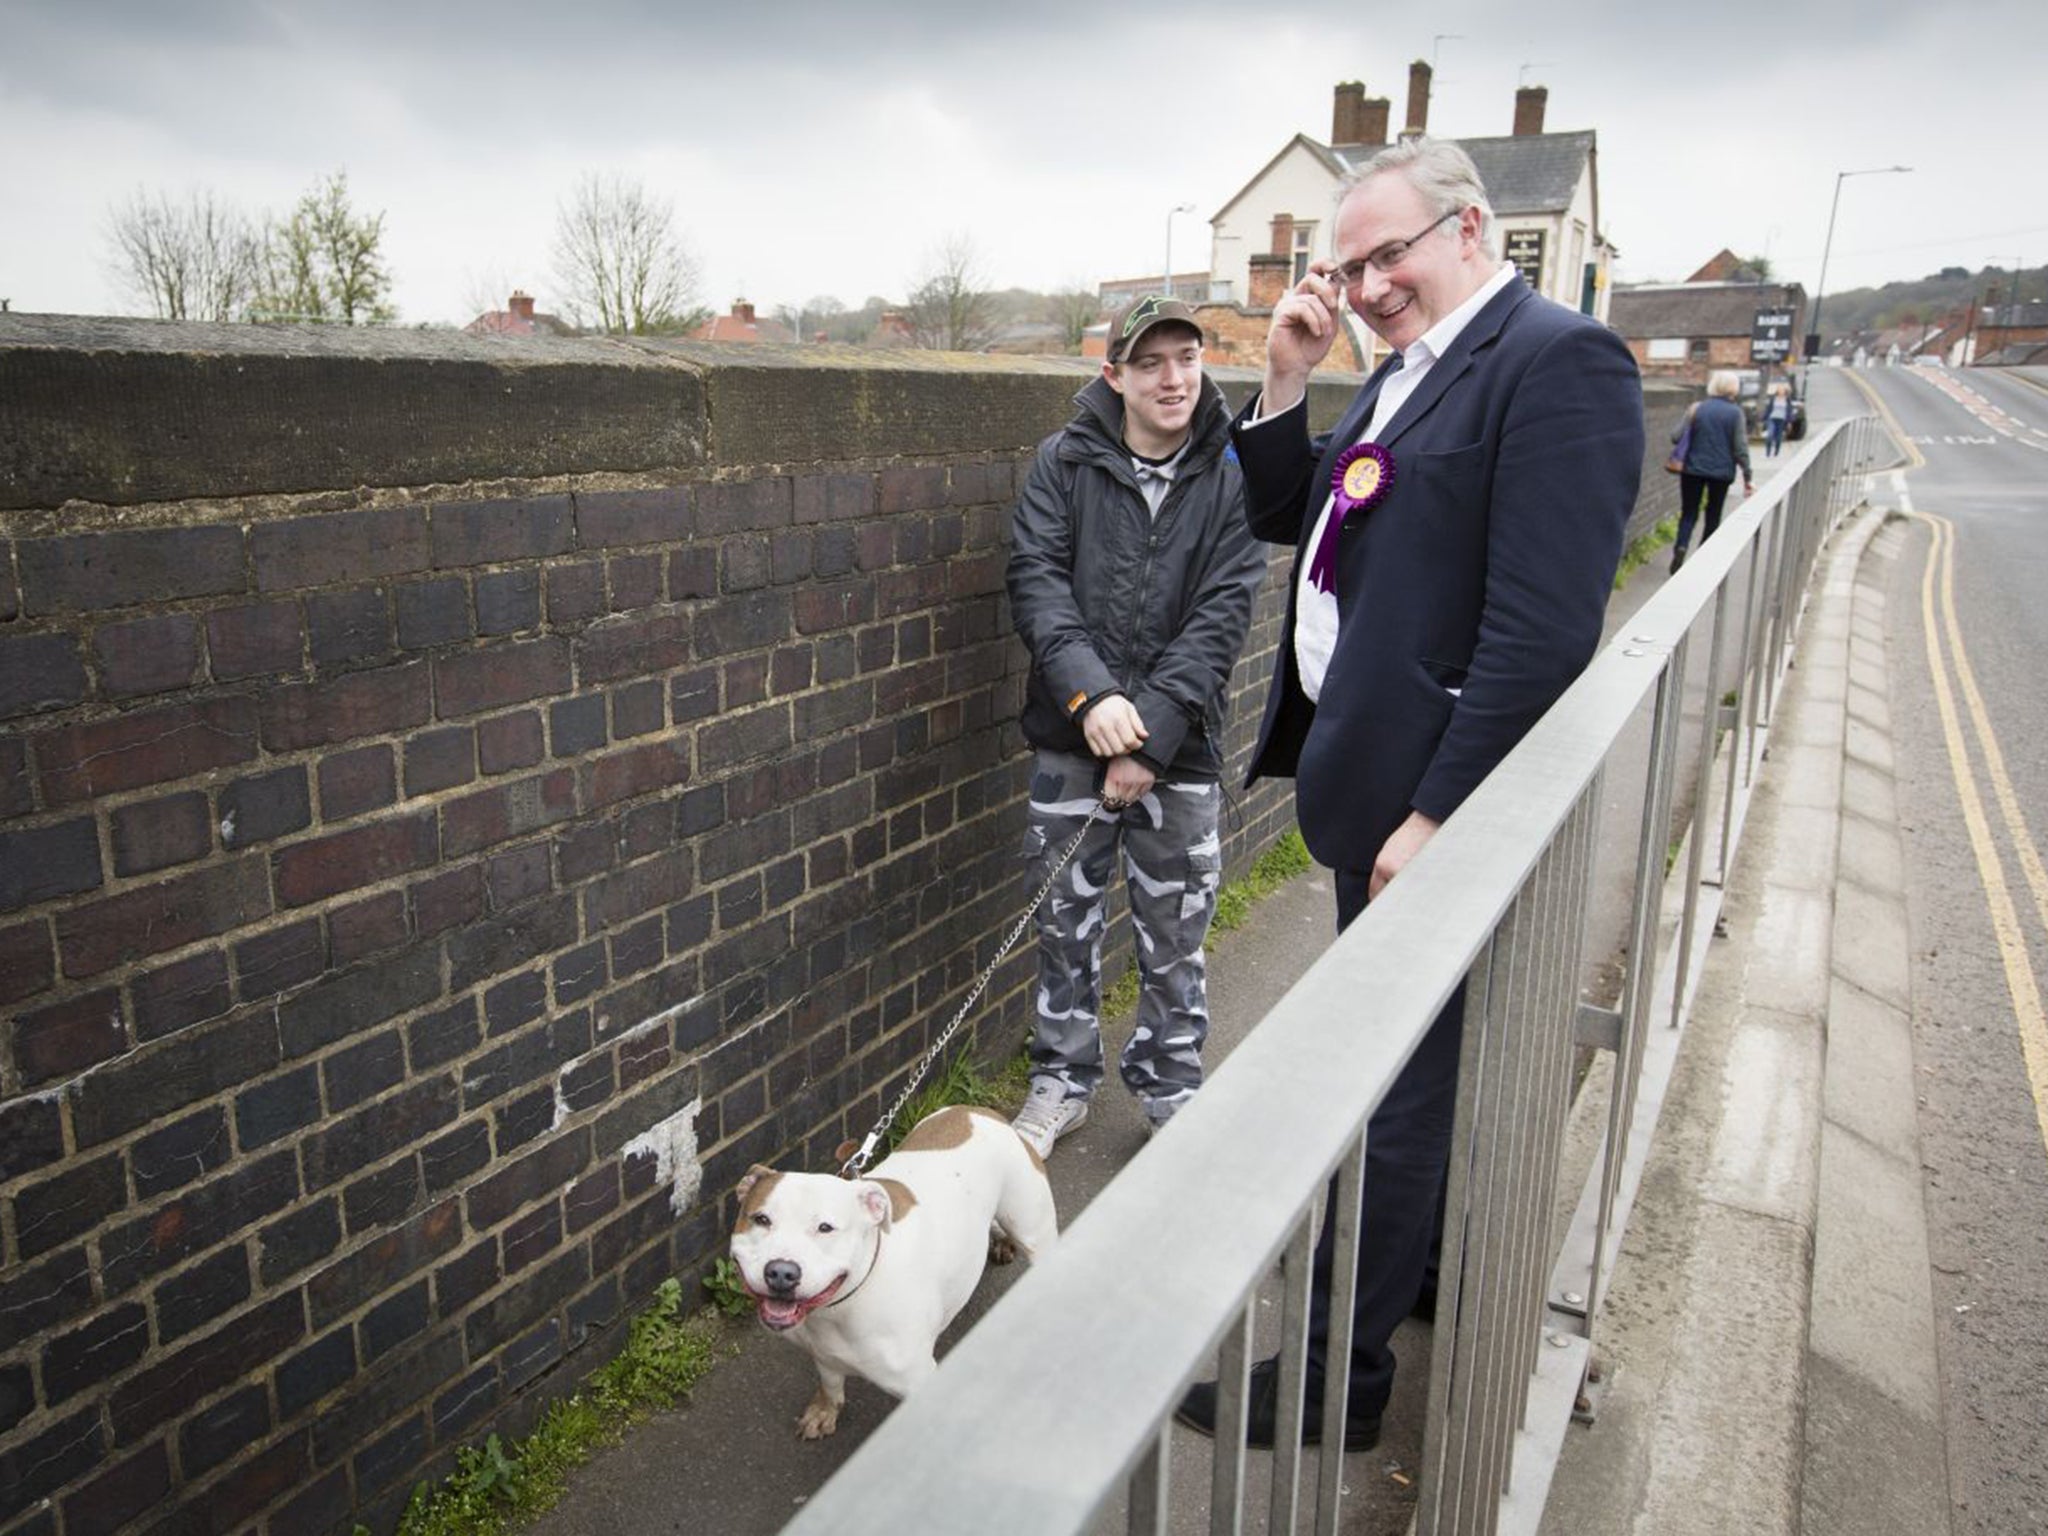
{"left": 1005, "top": 295, "right": 1269, "bottom": 1156}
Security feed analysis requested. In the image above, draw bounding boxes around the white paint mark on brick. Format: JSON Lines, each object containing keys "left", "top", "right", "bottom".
{"left": 219, "top": 810, "right": 237, "bottom": 843}
{"left": 594, "top": 995, "right": 699, "bottom": 1043}
{"left": 621, "top": 1099, "right": 704, "bottom": 1216}
{"left": 552, "top": 999, "right": 699, "bottom": 1131}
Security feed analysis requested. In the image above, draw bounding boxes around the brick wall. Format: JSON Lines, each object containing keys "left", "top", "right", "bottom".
{"left": 1, "top": 316, "right": 1673, "bottom": 1535}
{"left": 0, "top": 317, "right": 1327, "bottom": 1536}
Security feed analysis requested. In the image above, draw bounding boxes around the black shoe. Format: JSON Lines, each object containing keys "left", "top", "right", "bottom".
{"left": 1175, "top": 1358, "right": 1381, "bottom": 1453}
{"left": 1669, "top": 547, "right": 1686, "bottom": 573}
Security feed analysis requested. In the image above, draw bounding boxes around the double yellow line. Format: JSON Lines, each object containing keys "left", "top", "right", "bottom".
{"left": 1848, "top": 367, "right": 2048, "bottom": 1156}
{"left": 1913, "top": 503, "right": 2048, "bottom": 1162}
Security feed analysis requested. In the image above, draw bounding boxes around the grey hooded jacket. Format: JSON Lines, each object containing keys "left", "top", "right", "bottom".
{"left": 1007, "top": 374, "right": 1268, "bottom": 779}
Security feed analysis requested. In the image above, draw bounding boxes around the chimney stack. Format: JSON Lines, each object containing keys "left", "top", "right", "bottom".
{"left": 1404, "top": 59, "right": 1432, "bottom": 136}
{"left": 1269, "top": 213, "right": 1296, "bottom": 259}
{"left": 1359, "top": 93, "right": 1390, "bottom": 145}
{"left": 1514, "top": 85, "right": 1548, "bottom": 136}
{"left": 1248, "top": 254, "right": 1292, "bottom": 309}
{"left": 509, "top": 290, "right": 535, "bottom": 320}
{"left": 733, "top": 300, "right": 756, "bottom": 324}
{"left": 1333, "top": 81, "right": 1364, "bottom": 143}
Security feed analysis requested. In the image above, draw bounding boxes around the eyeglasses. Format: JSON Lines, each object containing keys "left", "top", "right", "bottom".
{"left": 1334, "top": 209, "right": 1462, "bottom": 287}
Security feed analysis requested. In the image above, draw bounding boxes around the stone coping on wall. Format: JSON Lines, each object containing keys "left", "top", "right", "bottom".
{"left": 1, "top": 314, "right": 1363, "bottom": 519}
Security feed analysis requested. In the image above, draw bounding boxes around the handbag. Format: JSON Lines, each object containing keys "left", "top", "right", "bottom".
{"left": 1664, "top": 404, "right": 1696, "bottom": 475}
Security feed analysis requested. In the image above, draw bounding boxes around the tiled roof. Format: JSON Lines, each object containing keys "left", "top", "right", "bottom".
{"left": 465, "top": 309, "right": 575, "bottom": 337}
{"left": 1308, "top": 130, "right": 1596, "bottom": 216}
{"left": 691, "top": 314, "right": 795, "bottom": 343}
{"left": 1457, "top": 132, "right": 1597, "bottom": 215}
{"left": 1609, "top": 282, "right": 1807, "bottom": 339}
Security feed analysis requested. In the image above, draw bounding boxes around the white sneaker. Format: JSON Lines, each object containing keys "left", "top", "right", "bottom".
{"left": 1011, "top": 1078, "right": 1088, "bottom": 1159}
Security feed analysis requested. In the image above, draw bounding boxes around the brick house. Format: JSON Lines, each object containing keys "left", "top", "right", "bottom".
{"left": 1608, "top": 279, "right": 1808, "bottom": 385}
{"left": 1968, "top": 296, "right": 2048, "bottom": 364}
{"left": 465, "top": 291, "right": 576, "bottom": 338}
{"left": 688, "top": 300, "right": 794, "bottom": 344}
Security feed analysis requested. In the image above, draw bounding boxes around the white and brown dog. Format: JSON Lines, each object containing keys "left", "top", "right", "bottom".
{"left": 730, "top": 1104, "right": 1059, "bottom": 1438}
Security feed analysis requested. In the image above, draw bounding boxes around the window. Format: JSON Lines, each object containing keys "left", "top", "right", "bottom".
{"left": 1647, "top": 338, "right": 1687, "bottom": 361}
{"left": 1292, "top": 223, "right": 1317, "bottom": 284}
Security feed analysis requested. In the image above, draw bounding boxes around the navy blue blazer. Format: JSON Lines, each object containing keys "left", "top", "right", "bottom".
{"left": 1234, "top": 275, "right": 1644, "bottom": 875}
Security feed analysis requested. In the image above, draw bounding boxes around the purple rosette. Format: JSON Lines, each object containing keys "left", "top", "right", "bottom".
{"left": 1307, "top": 443, "right": 1397, "bottom": 593}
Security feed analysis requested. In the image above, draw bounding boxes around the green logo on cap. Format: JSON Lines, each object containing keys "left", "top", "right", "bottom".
{"left": 1122, "top": 294, "right": 1173, "bottom": 335}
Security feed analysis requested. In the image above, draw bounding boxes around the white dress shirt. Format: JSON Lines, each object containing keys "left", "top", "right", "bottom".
{"left": 1248, "top": 262, "right": 1517, "bottom": 701}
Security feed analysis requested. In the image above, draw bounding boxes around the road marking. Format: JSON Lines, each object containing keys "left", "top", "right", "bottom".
{"left": 1844, "top": 371, "right": 1926, "bottom": 469}
{"left": 1911, "top": 499, "right": 2048, "bottom": 1161}
{"left": 1899, "top": 367, "right": 2048, "bottom": 452}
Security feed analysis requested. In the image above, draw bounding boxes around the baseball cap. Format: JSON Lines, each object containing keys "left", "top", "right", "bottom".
{"left": 1106, "top": 294, "right": 1202, "bottom": 364}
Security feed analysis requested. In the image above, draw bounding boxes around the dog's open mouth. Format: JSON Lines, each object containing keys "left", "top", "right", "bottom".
{"left": 753, "top": 1272, "right": 847, "bottom": 1330}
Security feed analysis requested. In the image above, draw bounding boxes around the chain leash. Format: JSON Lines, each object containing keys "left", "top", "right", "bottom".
{"left": 837, "top": 795, "right": 1120, "bottom": 1177}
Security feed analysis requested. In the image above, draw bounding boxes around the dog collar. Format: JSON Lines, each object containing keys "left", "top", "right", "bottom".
{"left": 820, "top": 1227, "right": 885, "bottom": 1310}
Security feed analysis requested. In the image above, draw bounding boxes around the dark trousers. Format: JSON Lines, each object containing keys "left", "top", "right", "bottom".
{"left": 1304, "top": 867, "right": 1465, "bottom": 1418}
{"left": 1675, "top": 473, "right": 1731, "bottom": 554}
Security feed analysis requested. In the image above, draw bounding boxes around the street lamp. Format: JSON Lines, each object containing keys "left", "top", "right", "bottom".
{"left": 1163, "top": 203, "right": 1195, "bottom": 299}
{"left": 1806, "top": 165, "right": 1911, "bottom": 375}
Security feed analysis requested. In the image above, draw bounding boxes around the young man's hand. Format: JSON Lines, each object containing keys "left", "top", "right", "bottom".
{"left": 1082, "top": 694, "right": 1148, "bottom": 758}
{"left": 1101, "top": 755, "right": 1156, "bottom": 809}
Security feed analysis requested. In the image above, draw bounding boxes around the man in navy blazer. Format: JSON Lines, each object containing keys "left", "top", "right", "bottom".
{"left": 1178, "top": 136, "right": 1643, "bottom": 1451}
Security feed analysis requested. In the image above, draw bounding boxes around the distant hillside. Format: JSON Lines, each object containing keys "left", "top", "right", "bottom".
{"left": 1813, "top": 263, "right": 2042, "bottom": 342}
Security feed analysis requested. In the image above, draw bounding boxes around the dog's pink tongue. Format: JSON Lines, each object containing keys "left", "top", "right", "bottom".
{"left": 758, "top": 1296, "right": 806, "bottom": 1330}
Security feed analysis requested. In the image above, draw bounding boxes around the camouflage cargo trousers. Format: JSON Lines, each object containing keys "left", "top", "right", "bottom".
{"left": 1020, "top": 750, "right": 1224, "bottom": 1118}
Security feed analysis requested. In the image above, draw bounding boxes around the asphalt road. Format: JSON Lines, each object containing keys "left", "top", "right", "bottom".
{"left": 1847, "top": 361, "right": 2048, "bottom": 1534}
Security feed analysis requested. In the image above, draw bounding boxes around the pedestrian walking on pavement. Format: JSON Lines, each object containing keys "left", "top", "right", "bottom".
{"left": 1004, "top": 295, "right": 1268, "bottom": 1159}
{"left": 1174, "top": 136, "right": 1643, "bottom": 1454}
{"left": 1670, "top": 370, "right": 1754, "bottom": 571}
{"left": 1762, "top": 380, "right": 1792, "bottom": 457}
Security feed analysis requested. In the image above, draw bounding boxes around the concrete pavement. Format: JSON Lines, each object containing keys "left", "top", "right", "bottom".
{"left": 525, "top": 413, "right": 1944, "bottom": 1536}
{"left": 1541, "top": 481, "right": 1945, "bottom": 1534}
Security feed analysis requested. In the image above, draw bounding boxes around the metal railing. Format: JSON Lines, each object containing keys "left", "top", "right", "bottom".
{"left": 782, "top": 416, "right": 1890, "bottom": 1536}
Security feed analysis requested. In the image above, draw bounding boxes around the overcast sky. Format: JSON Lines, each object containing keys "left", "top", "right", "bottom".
{"left": 4, "top": 0, "right": 2045, "bottom": 328}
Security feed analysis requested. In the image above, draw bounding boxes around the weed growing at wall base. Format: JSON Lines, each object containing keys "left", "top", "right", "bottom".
{"left": 1615, "top": 516, "right": 1679, "bottom": 590}
{"left": 889, "top": 1049, "right": 1033, "bottom": 1148}
{"left": 1211, "top": 828, "right": 1311, "bottom": 938}
{"left": 702, "top": 1255, "right": 757, "bottom": 1318}
{"left": 392, "top": 1279, "right": 722, "bottom": 1536}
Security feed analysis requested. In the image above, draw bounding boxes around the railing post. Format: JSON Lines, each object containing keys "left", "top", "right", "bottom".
{"left": 1674, "top": 584, "right": 1731, "bottom": 1027}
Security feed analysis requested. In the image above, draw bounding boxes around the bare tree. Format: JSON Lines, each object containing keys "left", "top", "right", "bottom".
{"left": 904, "top": 235, "right": 1000, "bottom": 352}
{"left": 1046, "top": 286, "right": 1102, "bottom": 352}
{"left": 772, "top": 293, "right": 846, "bottom": 344}
{"left": 552, "top": 174, "right": 704, "bottom": 335}
{"left": 104, "top": 188, "right": 261, "bottom": 321}
{"left": 253, "top": 172, "right": 396, "bottom": 324}
{"left": 460, "top": 268, "right": 520, "bottom": 326}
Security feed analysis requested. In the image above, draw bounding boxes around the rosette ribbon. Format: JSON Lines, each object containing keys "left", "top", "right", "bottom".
{"left": 1307, "top": 442, "right": 1397, "bottom": 593}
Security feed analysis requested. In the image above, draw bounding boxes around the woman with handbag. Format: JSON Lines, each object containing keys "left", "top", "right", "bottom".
{"left": 1668, "top": 370, "right": 1753, "bottom": 572}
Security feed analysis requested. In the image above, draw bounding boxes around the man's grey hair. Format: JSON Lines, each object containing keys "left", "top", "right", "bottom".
{"left": 1340, "top": 136, "right": 1499, "bottom": 262}
{"left": 1707, "top": 369, "right": 1742, "bottom": 400}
